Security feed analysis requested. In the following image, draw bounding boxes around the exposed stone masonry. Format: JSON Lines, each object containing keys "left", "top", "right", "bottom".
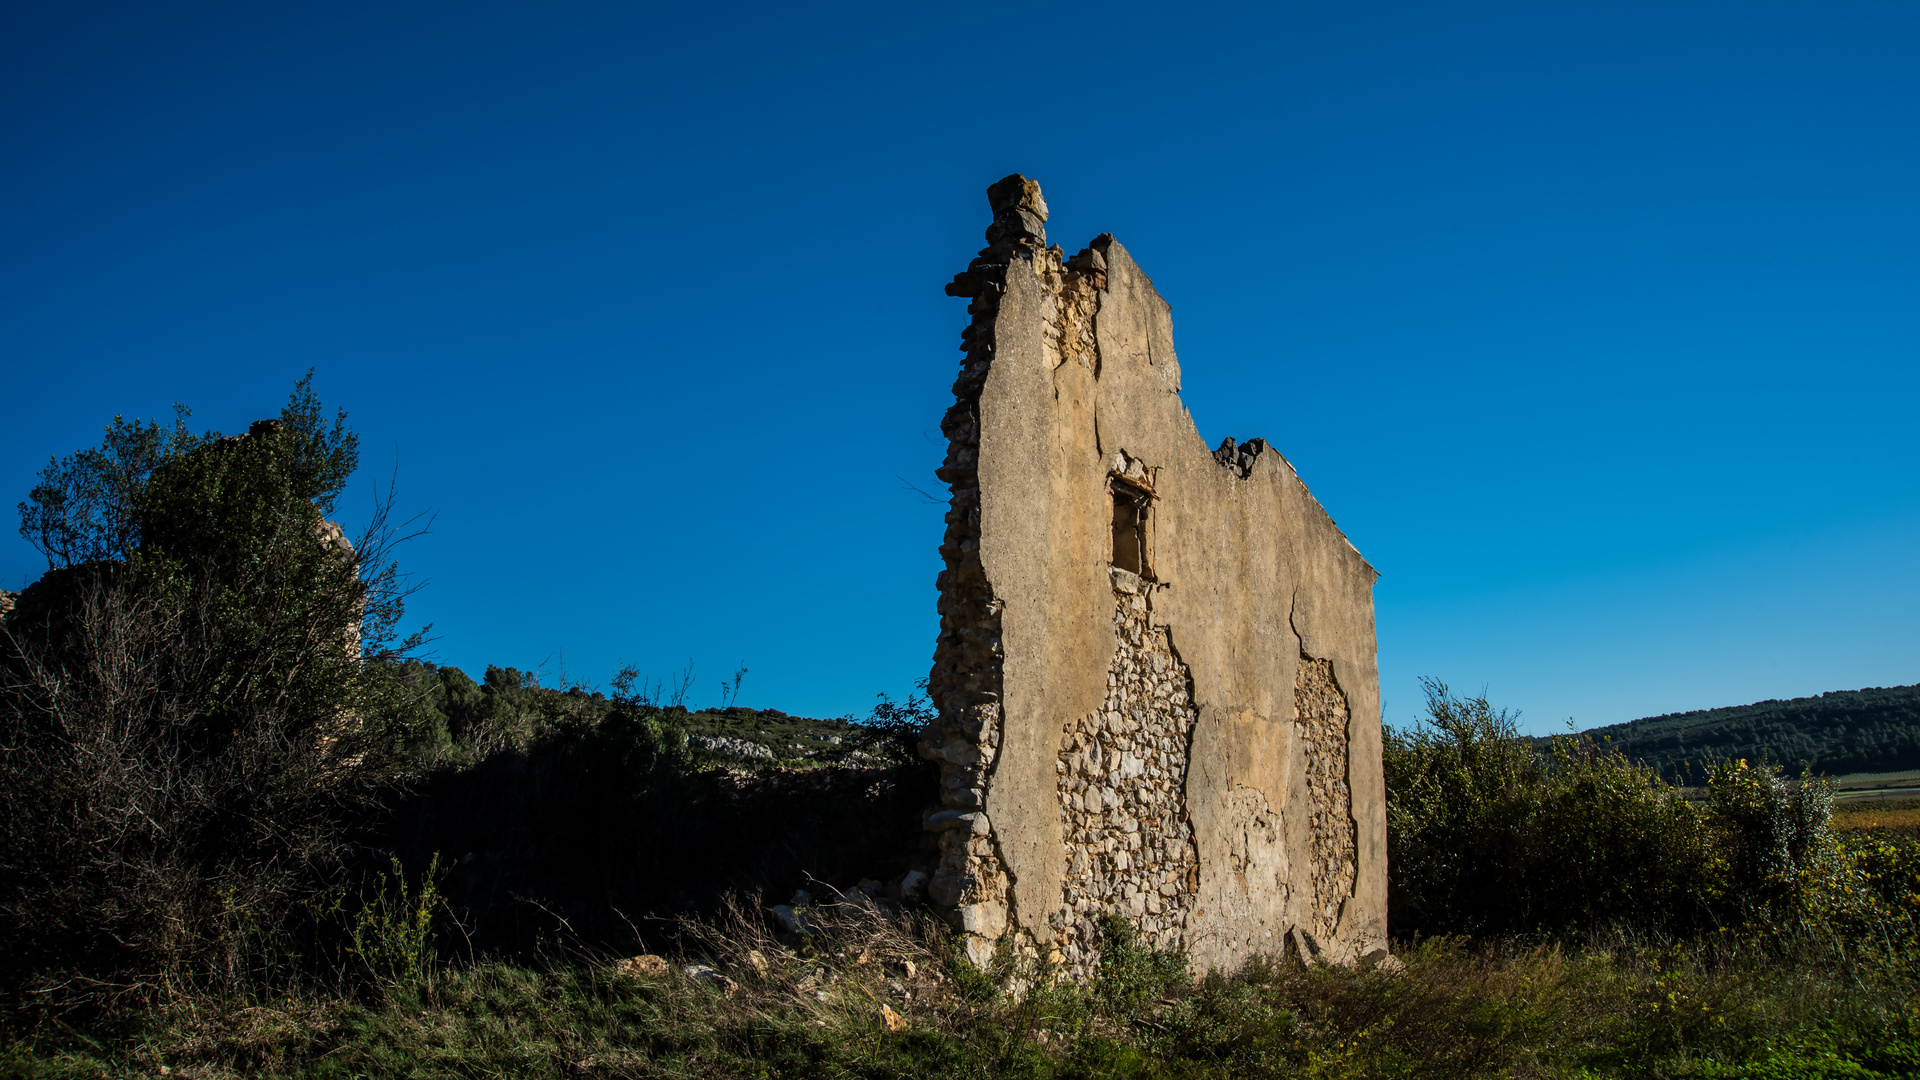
{"left": 917, "top": 178, "right": 1040, "bottom": 950}
{"left": 1054, "top": 568, "right": 1199, "bottom": 976}
{"left": 1295, "top": 655, "right": 1357, "bottom": 938}
{"left": 919, "top": 174, "right": 1387, "bottom": 974}
{"left": 919, "top": 176, "right": 1116, "bottom": 962}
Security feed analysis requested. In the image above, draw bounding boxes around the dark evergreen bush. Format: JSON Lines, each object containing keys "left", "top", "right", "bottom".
{"left": 0, "top": 377, "right": 428, "bottom": 1011}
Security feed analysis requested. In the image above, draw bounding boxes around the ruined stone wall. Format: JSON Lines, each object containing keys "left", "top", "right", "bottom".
{"left": 921, "top": 175, "right": 1387, "bottom": 975}
{"left": 1053, "top": 567, "right": 1200, "bottom": 975}
{"left": 1295, "top": 655, "right": 1358, "bottom": 941}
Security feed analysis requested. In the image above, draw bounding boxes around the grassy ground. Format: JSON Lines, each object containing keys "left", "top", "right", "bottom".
{"left": 1831, "top": 770, "right": 1920, "bottom": 796}
{"left": 7, "top": 898, "right": 1917, "bottom": 1080}
{"left": 1832, "top": 769, "right": 1920, "bottom": 786}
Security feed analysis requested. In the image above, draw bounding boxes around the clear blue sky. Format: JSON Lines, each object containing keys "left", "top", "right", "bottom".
{"left": 4, "top": 1, "right": 1916, "bottom": 733}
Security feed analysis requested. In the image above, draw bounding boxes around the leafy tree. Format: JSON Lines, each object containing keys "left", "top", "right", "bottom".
{"left": 15, "top": 373, "right": 357, "bottom": 573}
{"left": 16, "top": 406, "right": 195, "bottom": 569}
{"left": 849, "top": 679, "right": 938, "bottom": 767}
{"left": 0, "top": 374, "right": 427, "bottom": 1011}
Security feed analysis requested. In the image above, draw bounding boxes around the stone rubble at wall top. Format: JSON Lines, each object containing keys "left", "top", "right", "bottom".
{"left": 1211, "top": 436, "right": 1267, "bottom": 480}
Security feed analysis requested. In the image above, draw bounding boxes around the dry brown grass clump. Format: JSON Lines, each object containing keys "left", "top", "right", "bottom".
{"left": 652, "top": 887, "right": 975, "bottom": 1031}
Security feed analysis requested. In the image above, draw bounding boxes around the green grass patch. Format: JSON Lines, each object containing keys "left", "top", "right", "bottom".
{"left": 6, "top": 902, "right": 1917, "bottom": 1079}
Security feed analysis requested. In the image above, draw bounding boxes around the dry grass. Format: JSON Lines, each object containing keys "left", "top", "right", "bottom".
{"left": 1833, "top": 796, "right": 1920, "bottom": 838}
{"left": 1835, "top": 806, "right": 1920, "bottom": 832}
{"left": 7, "top": 893, "right": 1917, "bottom": 1079}
{"left": 658, "top": 889, "right": 980, "bottom": 1034}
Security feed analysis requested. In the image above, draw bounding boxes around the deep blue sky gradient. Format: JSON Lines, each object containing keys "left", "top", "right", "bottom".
{"left": 4, "top": 1, "right": 1916, "bottom": 732}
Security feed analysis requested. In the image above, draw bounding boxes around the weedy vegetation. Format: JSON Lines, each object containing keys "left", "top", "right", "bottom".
{"left": 3, "top": 388, "right": 1918, "bottom": 1077}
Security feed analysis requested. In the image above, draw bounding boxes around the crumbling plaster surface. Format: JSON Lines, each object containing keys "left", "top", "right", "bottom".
{"left": 924, "top": 175, "right": 1385, "bottom": 976}
{"left": 975, "top": 250, "right": 1112, "bottom": 944}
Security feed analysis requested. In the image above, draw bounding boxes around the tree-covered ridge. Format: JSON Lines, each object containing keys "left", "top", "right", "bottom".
{"left": 1585, "top": 683, "right": 1920, "bottom": 781}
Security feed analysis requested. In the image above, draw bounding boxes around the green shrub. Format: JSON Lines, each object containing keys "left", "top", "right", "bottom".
{"left": 1088, "top": 915, "right": 1189, "bottom": 1023}
{"left": 1704, "top": 757, "right": 1836, "bottom": 917}
{"left": 1386, "top": 678, "right": 1875, "bottom": 945}
{"left": 1386, "top": 678, "right": 1723, "bottom": 937}
{"left": 336, "top": 856, "right": 448, "bottom": 990}
{"left": 0, "top": 376, "right": 431, "bottom": 1012}
{"left": 1807, "top": 831, "right": 1920, "bottom": 948}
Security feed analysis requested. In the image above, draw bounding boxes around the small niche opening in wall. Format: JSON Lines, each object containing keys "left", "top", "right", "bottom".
{"left": 1111, "top": 478, "right": 1153, "bottom": 578}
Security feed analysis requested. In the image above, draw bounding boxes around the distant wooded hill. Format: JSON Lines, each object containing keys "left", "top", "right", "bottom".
{"left": 1581, "top": 683, "right": 1920, "bottom": 781}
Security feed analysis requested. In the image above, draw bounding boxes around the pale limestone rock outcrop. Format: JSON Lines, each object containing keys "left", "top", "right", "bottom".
{"left": 922, "top": 175, "right": 1386, "bottom": 976}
